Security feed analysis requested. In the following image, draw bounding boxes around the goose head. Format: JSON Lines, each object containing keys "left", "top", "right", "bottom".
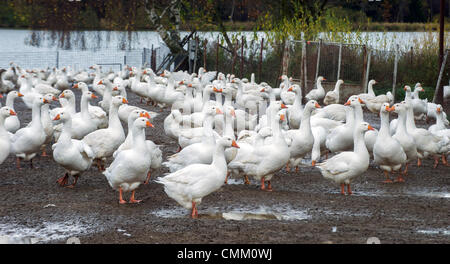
{"left": 368, "top": 80, "right": 377, "bottom": 86}
{"left": 44, "top": 93, "right": 58, "bottom": 104}
{"left": 52, "top": 110, "right": 71, "bottom": 123}
{"left": 0, "top": 106, "right": 16, "bottom": 118}
{"left": 413, "top": 84, "right": 425, "bottom": 93}
{"left": 380, "top": 102, "right": 394, "bottom": 113}
{"left": 317, "top": 76, "right": 326, "bottom": 82}
{"left": 128, "top": 109, "right": 146, "bottom": 125}
{"left": 205, "top": 105, "right": 223, "bottom": 117}
{"left": 356, "top": 122, "right": 374, "bottom": 134}
{"left": 217, "top": 135, "right": 240, "bottom": 149}
{"left": 59, "top": 89, "right": 75, "bottom": 100}
{"left": 83, "top": 91, "right": 98, "bottom": 101}
{"left": 133, "top": 117, "right": 154, "bottom": 130}
{"left": 34, "top": 95, "right": 50, "bottom": 106}
{"left": 392, "top": 103, "right": 405, "bottom": 115}
{"left": 224, "top": 105, "right": 236, "bottom": 118}
{"left": 304, "top": 100, "right": 321, "bottom": 112}
{"left": 7, "top": 90, "right": 24, "bottom": 99}
{"left": 73, "top": 82, "right": 89, "bottom": 92}
{"left": 111, "top": 96, "right": 128, "bottom": 107}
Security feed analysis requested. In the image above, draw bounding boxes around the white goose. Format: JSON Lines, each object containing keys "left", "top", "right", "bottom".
{"left": 392, "top": 102, "right": 418, "bottom": 176}
{"left": 305, "top": 76, "right": 326, "bottom": 102}
{"left": 10, "top": 95, "right": 50, "bottom": 169}
{"left": 317, "top": 122, "right": 373, "bottom": 195}
{"left": 52, "top": 110, "right": 95, "bottom": 188}
{"left": 286, "top": 85, "right": 303, "bottom": 129}
{"left": 228, "top": 111, "right": 290, "bottom": 191}
{"left": 82, "top": 96, "right": 128, "bottom": 170}
{"left": 104, "top": 117, "right": 154, "bottom": 204}
{"left": 373, "top": 103, "right": 407, "bottom": 183}
{"left": 285, "top": 100, "right": 321, "bottom": 171}
{"left": 324, "top": 79, "right": 344, "bottom": 105}
{"left": 156, "top": 136, "right": 239, "bottom": 218}
{"left": 72, "top": 82, "right": 108, "bottom": 129}
{"left": 4, "top": 91, "right": 23, "bottom": 133}
{"left": 70, "top": 90, "right": 99, "bottom": 139}
{"left": 0, "top": 106, "right": 16, "bottom": 164}
{"left": 163, "top": 106, "right": 223, "bottom": 172}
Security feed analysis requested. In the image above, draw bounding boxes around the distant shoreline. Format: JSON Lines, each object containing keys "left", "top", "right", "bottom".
{"left": 1, "top": 22, "right": 449, "bottom": 32}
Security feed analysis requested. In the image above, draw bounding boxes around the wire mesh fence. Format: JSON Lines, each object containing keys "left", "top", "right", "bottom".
{"left": 0, "top": 48, "right": 162, "bottom": 73}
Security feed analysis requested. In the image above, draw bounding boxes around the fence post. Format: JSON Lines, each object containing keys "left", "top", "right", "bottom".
{"left": 361, "top": 45, "right": 368, "bottom": 93}
{"left": 392, "top": 44, "right": 399, "bottom": 102}
{"left": 216, "top": 36, "right": 219, "bottom": 72}
{"left": 124, "top": 55, "right": 127, "bottom": 67}
{"left": 303, "top": 40, "right": 308, "bottom": 93}
{"left": 337, "top": 42, "right": 342, "bottom": 81}
{"left": 315, "top": 39, "right": 322, "bottom": 83}
{"left": 232, "top": 39, "right": 237, "bottom": 75}
{"left": 432, "top": 49, "right": 448, "bottom": 103}
{"left": 193, "top": 36, "right": 198, "bottom": 74}
{"left": 56, "top": 51, "right": 59, "bottom": 69}
{"left": 241, "top": 36, "right": 244, "bottom": 78}
{"left": 259, "top": 38, "right": 263, "bottom": 83}
{"left": 365, "top": 48, "right": 372, "bottom": 93}
{"left": 203, "top": 39, "right": 207, "bottom": 69}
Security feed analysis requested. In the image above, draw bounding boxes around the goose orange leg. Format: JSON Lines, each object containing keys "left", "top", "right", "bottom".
{"left": 119, "top": 187, "right": 127, "bottom": 204}
{"left": 433, "top": 156, "right": 439, "bottom": 168}
{"left": 285, "top": 162, "right": 290, "bottom": 172}
{"left": 16, "top": 157, "right": 21, "bottom": 170}
{"left": 57, "top": 172, "right": 69, "bottom": 187}
{"left": 260, "top": 177, "right": 266, "bottom": 191}
{"left": 417, "top": 158, "right": 422, "bottom": 167}
{"left": 65, "top": 175, "right": 79, "bottom": 188}
{"left": 340, "top": 183, "right": 345, "bottom": 195}
{"left": 244, "top": 175, "right": 250, "bottom": 185}
{"left": 224, "top": 172, "right": 229, "bottom": 184}
{"left": 266, "top": 180, "right": 273, "bottom": 192}
{"left": 144, "top": 172, "right": 151, "bottom": 185}
{"left": 129, "top": 190, "right": 141, "bottom": 204}
{"left": 347, "top": 184, "right": 352, "bottom": 195}
{"left": 443, "top": 155, "right": 450, "bottom": 166}
{"left": 191, "top": 201, "right": 198, "bottom": 219}
{"left": 383, "top": 171, "right": 393, "bottom": 183}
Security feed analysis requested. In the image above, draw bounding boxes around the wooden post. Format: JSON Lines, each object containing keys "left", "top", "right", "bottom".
{"left": 216, "top": 36, "right": 219, "bottom": 72}
{"left": 315, "top": 39, "right": 322, "bottom": 83}
{"left": 436, "top": 0, "right": 445, "bottom": 104}
{"left": 361, "top": 45, "right": 367, "bottom": 92}
{"left": 365, "top": 48, "right": 372, "bottom": 93}
{"left": 433, "top": 49, "right": 448, "bottom": 103}
{"left": 241, "top": 36, "right": 244, "bottom": 78}
{"left": 259, "top": 38, "right": 263, "bottom": 83}
{"left": 188, "top": 38, "right": 192, "bottom": 73}
{"left": 392, "top": 44, "right": 399, "bottom": 102}
{"left": 232, "top": 39, "right": 237, "bottom": 75}
{"left": 203, "top": 39, "right": 207, "bottom": 69}
{"left": 337, "top": 42, "right": 343, "bottom": 81}
{"left": 303, "top": 40, "right": 308, "bottom": 92}
{"left": 410, "top": 46, "right": 413, "bottom": 66}
{"left": 193, "top": 36, "right": 198, "bottom": 74}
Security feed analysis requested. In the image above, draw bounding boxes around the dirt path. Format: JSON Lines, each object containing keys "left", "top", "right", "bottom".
{"left": 0, "top": 89, "right": 449, "bottom": 244}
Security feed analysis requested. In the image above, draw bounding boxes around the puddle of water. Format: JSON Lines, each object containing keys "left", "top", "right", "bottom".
{"left": 0, "top": 219, "right": 101, "bottom": 244}
{"left": 151, "top": 205, "right": 310, "bottom": 221}
{"left": 225, "top": 179, "right": 245, "bottom": 185}
{"left": 410, "top": 192, "right": 450, "bottom": 199}
{"left": 417, "top": 229, "right": 450, "bottom": 236}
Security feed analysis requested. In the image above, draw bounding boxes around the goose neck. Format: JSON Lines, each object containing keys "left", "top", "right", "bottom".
{"left": 59, "top": 119, "right": 73, "bottom": 144}
{"left": 211, "top": 143, "right": 227, "bottom": 172}
{"left": 353, "top": 105, "right": 364, "bottom": 123}
{"left": 353, "top": 128, "right": 369, "bottom": 158}
{"left": 108, "top": 104, "right": 122, "bottom": 130}
{"left": 5, "top": 94, "right": 16, "bottom": 108}
{"left": 378, "top": 111, "right": 391, "bottom": 137}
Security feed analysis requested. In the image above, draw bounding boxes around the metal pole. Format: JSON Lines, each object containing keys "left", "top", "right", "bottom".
{"left": 436, "top": 0, "right": 445, "bottom": 104}
{"left": 56, "top": 51, "right": 59, "bottom": 69}
{"left": 392, "top": 45, "right": 399, "bottom": 102}
{"left": 193, "top": 36, "right": 198, "bottom": 75}
{"left": 315, "top": 39, "right": 322, "bottom": 83}
{"left": 303, "top": 40, "right": 308, "bottom": 92}
{"left": 433, "top": 49, "right": 448, "bottom": 103}
{"left": 188, "top": 39, "right": 192, "bottom": 74}
{"left": 259, "top": 38, "right": 263, "bottom": 83}
{"left": 124, "top": 55, "right": 127, "bottom": 66}
{"left": 203, "top": 39, "right": 207, "bottom": 69}
{"left": 365, "top": 48, "right": 372, "bottom": 93}
{"left": 241, "top": 36, "right": 244, "bottom": 78}
{"left": 362, "top": 45, "right": 368, "bottom": 92}
{"left": 216, "top": 36, "right": 219, "bottom": 72}
{"left": 337, "top": 42, "right": 342, "bottom": 81}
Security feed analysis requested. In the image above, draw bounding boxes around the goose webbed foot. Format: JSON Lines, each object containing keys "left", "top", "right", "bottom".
{"left": 57, "top": 173, "right": 69, "bottom": 187}
{"left": 65, "top": 175, "right": 79, "bottom": 188}
{"left": 129, "top": 190, "right": 141, "bottom": 204}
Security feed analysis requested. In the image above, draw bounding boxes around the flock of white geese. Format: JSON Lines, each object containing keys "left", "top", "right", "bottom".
{"left": 0, "top": 63, "right": 449, "bottom": 218}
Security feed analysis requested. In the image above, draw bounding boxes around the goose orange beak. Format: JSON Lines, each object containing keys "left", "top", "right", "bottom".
{"left": 145, "top": 112, "right": 150, "bottom": 119}
{"left": 113, "top": 86, "right": 118, "bottom": 91}
{"left": 323, "top": 78, "right": 327, "bottom": 81}
{"left": 179, "top": 81, "right": 184, "bottom": 85}
{"left": 146, "top": 120, "right": 154, "bottom": 128}
{"left": 280, "top": 114, "right": 285, "bottom": 121}
{"left": 358, "top": 98, "right": 365, "bottom": 104}
{"left": 52, "top": 96, "right": 58, "bottom": 101}
{"left": 43, "top": 98, "right": 49, "bottom": 104}
{"left": 231, "top": 140, "right": 240, "bottom": 148}
{"left": 260, "top": 88, "right": 265, "bottom": 92}
{"left": 53, "top": 114, "right": 60, "bottom": 121}
{"left": 143, "top": 70, "right": 147, "bottom": 74}
{"left": 122, "top": 98, "right": 128, "bottom": 104}
{"left": 73, "top": 83, "right": 79, "bottom": 89}
{"left": 315, "top": 102, "right": 321, "bottom": 108}
{"left": 230, "top": 109, "right": 236, "bottom": 117}
{"left": 403, "top": 86, "right": 407, "bottom": 91}
{"left": 312, "top": 160, "right": 316, "bottom": 166}
{"left": 9, "top": 109, "right": 16, "bottom": 116}
{"left": 288, "top": 87, "right": 293, "bottom": 92}
{"left": 368, "top": 125, "right": 374, "bottom": 131}
{"left": 188, "top": 83, "right": 192, "bottom": 87}
{"left": 59, "top": 93, "right": 65, "bottom": 98}
{"left": 160, "top": 73, "right": 165, "bottom": 77}
{"left": 91, "top": 94, "right": 98, "bottom": 99}
{"left": 437, "top": 107, "right": 441, "bottom": 113}
{"left": 213, "top": 87, "right": 222, "bottom": 93}
{"left": 98, "top": 80, "right": 103, "bottom": 85}
{"left": 281, "top": 103, "right": 287, "bottom": 109}
{"left": 216, "top": 108, "right": 223, "bottom": 114}
{"left": 344, "top": 100, "right": 351, "bottom": 106}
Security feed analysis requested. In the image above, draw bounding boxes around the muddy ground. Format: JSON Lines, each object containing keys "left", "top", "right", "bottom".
{"left": 0, "top": 88, "right": 449, "bottom": 244}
